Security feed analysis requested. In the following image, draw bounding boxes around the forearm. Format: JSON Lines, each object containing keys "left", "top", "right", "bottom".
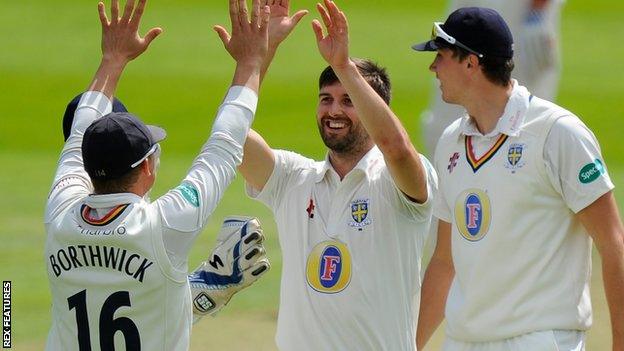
{"left": 239, "top": 129, "right": 275, "bottom": 192}
{"left": 600, "top": 243, "right": 624, "bottom": 348}
{"left": 416, "top": 257, "right": 454, "bottom": 349}
{"left": 331, "top": 62, "right": 408, "bottom": 151}
{"left": 260, "top": 46, "right": 278, "bottom": 83}
{"left": 86, "top": 58, "right": 127, "bottom": 100}
{"left": 332, "top": 61, "right": 428, "bottom": 201}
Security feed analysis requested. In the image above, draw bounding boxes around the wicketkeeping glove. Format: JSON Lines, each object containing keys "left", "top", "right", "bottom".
{"left": 189, "top": 216, "right": 270, "bottom": 320}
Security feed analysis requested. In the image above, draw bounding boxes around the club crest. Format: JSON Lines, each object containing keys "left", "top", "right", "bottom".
{"left": 306, "top": 241, "right": 352, "bottom": 293}
{"left": 348, "top": 199, "right": 371, "bottom": 228}
{"left": 505, "top": 143, "right": 526, "bottom": 172}
{"left": 454, "top": 189, "right": 491, "bottom": 242}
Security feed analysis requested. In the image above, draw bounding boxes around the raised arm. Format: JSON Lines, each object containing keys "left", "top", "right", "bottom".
{"left": 311, "top": 0, "right": 428, "bottom": 203}
{"left": 46, "top": 0, "right": 161, "bottom": 222}
{"left": 238, "top": 129, "right": 275, "bottom": 192}
{"left": 232, "top": 0, "right": 307, "bottom": 192}
{"left": 259, "top": 0, "right": 308, "bottom": 80}
{"left": 577, "top": 192, "right": 624, "bottom": 350}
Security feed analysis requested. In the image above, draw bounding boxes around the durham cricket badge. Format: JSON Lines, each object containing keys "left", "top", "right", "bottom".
{"left": 505, "top": 143, "right": 526, "bottom": 172}
{"left": 348, "top": 199, "right": 371, "bottom": 228}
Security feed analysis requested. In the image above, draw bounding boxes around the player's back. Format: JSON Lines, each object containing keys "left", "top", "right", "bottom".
{"left": 44, "top": 193, "right": 191, "bottom": 351}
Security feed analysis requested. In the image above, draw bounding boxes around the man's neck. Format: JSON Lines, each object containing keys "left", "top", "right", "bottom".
{"left": 328, "top": 144, "right": 374, "bottom": 180}
{"left": 463, "top": 81, "right": 514, "bottom": 135}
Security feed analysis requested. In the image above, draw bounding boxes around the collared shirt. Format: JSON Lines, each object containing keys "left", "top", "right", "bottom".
{"left": 248, "top": 146, "right": 437, "bottom": 351}
{"left": 44, "top": 86, "right": 257, "bottom": 351}
{"left": 438, "top": 80, "right": 613, "bottom": 217}
{"left": 432, "top": 82, "right": 613, "bottom": 342}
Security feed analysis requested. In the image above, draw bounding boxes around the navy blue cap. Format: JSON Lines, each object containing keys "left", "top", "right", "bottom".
{"left": 82, "top": 112, "right": 166, "bottom": 180}
{"left": 63, "top": 93, "right": 128, "bottom": 141}
{"left": 412, "top": 7, "right": 514, "bottom": 59}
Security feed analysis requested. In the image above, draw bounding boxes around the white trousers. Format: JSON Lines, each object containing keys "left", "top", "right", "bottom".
{"left": 442, "top": 330, "right": 585, "bottom": 351}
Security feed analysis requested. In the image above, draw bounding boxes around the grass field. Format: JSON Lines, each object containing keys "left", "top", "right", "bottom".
{"left": 1, "top": 0, "right": 623, "bottom": 349}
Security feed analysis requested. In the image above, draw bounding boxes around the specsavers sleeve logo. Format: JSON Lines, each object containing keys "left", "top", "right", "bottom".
{"left": 454, "top": 189, "right": 491, "bottom": 241}
{"left": 579, "top": 159, "right": 605, "bottom": 184}
{"left": 306, "top": 241, "right": 352, "bottom": 293}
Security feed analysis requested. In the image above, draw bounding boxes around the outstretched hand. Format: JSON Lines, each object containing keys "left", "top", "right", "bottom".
{"left": 263, "top": 0, "right": 308, "bottom": 49}
{"left": 214, "top": 0, "right": 271, "bottom": 68}
{"left": 312, "top": 0, "right": 350, "bottom": 69}
{"left": 98, "top": 0, "right": 162, "bottom": 64}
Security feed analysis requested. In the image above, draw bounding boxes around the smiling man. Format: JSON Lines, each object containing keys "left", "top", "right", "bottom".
{"left": 236, "top": 0, "right": 437, "bottom": 349}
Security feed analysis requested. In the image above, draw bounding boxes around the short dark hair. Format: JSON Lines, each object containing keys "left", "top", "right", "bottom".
{"left": 435, "top": 40, "right": 514, "bottom": 87}
{"left": 319, "top": 58, "right": 392, "bottom": 105}
{"left": 92, "top": 166, "right": 141, "bottom": 194}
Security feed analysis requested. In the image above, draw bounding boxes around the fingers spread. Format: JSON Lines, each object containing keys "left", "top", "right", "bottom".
{"left": 121, "top": 0, "right": 136, "bottom": 23}
{"left": 250, "top": 0, "right": 260, "bottom": 28}
{"left": 291, "top": 9, "right": 309, "bottom": 25}
{"left": 130, "top": 0, "right": 147, "bottom": 29}
{"left": 111, "top": 0, "right": 120, "bottom": 23}
{"left": 311, "top": 19, "right": 324, "bottom": 42}
{"left": 316, "top": 3, "right": 331, "bottom": 29}
{"left": 214, "top": 25, "right": 232, "bottom": 46}
{"left": 259, "top": 5, "right": 270, "bottom": 31}
{"left": 228, "top": 0, "right": 241, "bottom": 33}
{"left": 143, "top": 27, "right": 163, "bottom": 46}
{"left": 238, "top": 0, "right": 249, "bottom": 28}
{"left": 98, "top": 2, "right": 109, "bottom": 26}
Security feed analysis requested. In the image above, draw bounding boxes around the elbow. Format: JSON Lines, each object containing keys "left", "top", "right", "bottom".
{"left": 378, "top": 135, "right": 417, "bottom": 163}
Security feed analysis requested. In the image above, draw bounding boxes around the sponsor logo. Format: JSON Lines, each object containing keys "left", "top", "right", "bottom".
{"left": 454, "top": 189, "right": 491, "bottom": 242}
{"left": 448, "top": 152, "right": 460, "bottom": 173}
{"left": 176, "top": 183, "right": 200, "bottom": 207}
{"left": 579, "top": 159, "right": 605, "bottom": 184}
{"left": 348, "top": 199, "right": 371, "bottom": 228}
{"left": 193, "top": 292, "right": 215, "bottom": 313}
{"left": 306, "top": 198, "right": 315, "bottom": 219}
{"left": 306, "top": 241, "right": 352, "bottom": 293}
{"left": 505, "top": 143, "right": 526, "bottom": 172}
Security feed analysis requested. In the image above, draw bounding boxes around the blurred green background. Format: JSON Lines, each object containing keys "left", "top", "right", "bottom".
{"left": 1, "top": 0, "right": 622, "bottom": 349}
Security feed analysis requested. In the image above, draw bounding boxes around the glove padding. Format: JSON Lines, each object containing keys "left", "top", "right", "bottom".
{"left": 189, "top": 216, "right": 270, "bottom": 318}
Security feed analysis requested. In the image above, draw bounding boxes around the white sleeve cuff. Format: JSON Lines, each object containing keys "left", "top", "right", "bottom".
{"left": 224, "top": 86, "right": 258, "bottom": 115}
{"left": 71, "top": 91, "right": 113, "bottom": 133}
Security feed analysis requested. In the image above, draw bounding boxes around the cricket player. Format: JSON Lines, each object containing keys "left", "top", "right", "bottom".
{"left": 422, "top": 0, "right": 565, "bottom": 157}
{"left": 237, "top": 0, "right": 437, "bottom": 349}
{"left": 412, "top": 7, "right": 624, "bottom": 350}
{"left": 44, "top": 0, "right": 272, "bottom": 349}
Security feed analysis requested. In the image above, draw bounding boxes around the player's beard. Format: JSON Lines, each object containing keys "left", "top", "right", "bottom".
{"left": 317, "top": 116, "right": 371, "bottom": 156}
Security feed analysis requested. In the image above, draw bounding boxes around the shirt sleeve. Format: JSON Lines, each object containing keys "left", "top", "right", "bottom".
{"left": 155, "top": 86, "right": 257, "bottom": 269}
{"left": 45, "top": 92, "right": 113, "bottom": 224}
{"left": 543, "top": 115, "right": 615, "bottom": 213}
{"left": 245, "top": 149, "right": 315, "bottom": 211}
{"left": 380, "top": 154, "right": 438, "bottom": 222}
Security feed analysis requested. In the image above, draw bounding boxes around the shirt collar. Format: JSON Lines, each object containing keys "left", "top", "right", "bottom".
{"left": 85, "top": 192, "right": 144, "bottom": 208}
{"left": 459, "top": 80, "right": 531, "bottom": 138}
{"left": 313, "top": 146, "right": 382, "bottom": 183}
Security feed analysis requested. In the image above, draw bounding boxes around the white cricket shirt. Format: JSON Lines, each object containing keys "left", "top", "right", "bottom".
{"left": 248, "top": 146, "right": 438, "bottom": 351}
{"left": 433, "top": 81, "right": 614, "bottom": 342}
{"left": 44, "top": 86, "right": 257, "bottom": 350}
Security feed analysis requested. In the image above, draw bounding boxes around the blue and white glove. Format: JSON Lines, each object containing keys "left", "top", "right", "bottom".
{"left": 189, "top": 216, "right": 270, "bottom": 321}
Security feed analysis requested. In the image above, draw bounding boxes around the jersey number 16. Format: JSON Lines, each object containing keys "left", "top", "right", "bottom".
{"left": 67, "top": 289, "right": 141, "bottom": 351}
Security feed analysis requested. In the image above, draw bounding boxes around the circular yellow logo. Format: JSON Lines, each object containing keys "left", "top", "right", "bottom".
{"left": 306, "top": 241, "right": 352, "bottom": 293}
{"left": 454, "top": 189, "right": 491, "bottom": 242}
